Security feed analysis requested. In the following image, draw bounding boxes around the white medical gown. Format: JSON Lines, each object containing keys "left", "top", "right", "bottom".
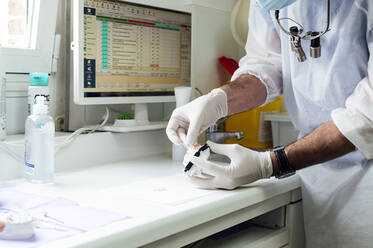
{"left": 232, "top": 1, "right": 373, "bottom": 247}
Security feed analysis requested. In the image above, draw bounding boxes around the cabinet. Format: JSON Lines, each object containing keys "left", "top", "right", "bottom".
{"left": 144, "top": 188, "right": 305, "bottom": 248}
{"left": 189, "top": 202, "right": 304, "bottom": 248}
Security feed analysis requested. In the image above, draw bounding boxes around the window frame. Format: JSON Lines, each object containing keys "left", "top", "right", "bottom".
{"left": 0, "top": 0, "right": 59, "bottom": 74}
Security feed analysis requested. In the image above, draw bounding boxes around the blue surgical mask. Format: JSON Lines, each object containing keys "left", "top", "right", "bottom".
{"left": 257, "top": 0, "right": 296, "bottom": 10}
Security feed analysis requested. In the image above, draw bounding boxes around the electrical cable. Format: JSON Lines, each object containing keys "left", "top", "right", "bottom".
{"left": 0, "top": 143, "right": 23, "bottom": 163}
{"left": 107, "top": 106, "right": 127, "bottom": 115}
{"left": 278, "top": 17, "right": 304, "bottom": 34}
{"left": 88, "top": 105, "right": 110, "bottom": 134}
{"left": 55, "top": 105, "right": 110, "bottom": 152}
{"left": 1, "top": 106, "right": 111, "bottom": 160}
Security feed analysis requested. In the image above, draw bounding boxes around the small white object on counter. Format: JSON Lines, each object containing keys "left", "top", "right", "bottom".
{"left": 174, "top": 87, "right": 192, "bottom": 108}
{"left": 0, "top": 211, "right": 34, "bottom": 240}
{"left": 172, "top": 86, "right": 192, "bottom": 161}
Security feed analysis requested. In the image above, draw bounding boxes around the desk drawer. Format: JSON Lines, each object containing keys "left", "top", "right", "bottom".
{"left": 196, "top": 226, "right": 288, "bottom": 248}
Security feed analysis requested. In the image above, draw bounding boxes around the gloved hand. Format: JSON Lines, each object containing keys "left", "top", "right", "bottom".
{"left": 166, "top": 88, "right": 228, "bottom": 148}
{"left": 185, "top": 141, "right": 273, "bottom": 189}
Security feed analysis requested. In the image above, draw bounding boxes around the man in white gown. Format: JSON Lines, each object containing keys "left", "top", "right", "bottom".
{"left": 166, "top": 1, "right": 373, "bottom": 247}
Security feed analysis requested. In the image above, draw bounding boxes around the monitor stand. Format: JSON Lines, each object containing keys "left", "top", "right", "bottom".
{"left": 101, "top": 103, "right": 168, "bottom": 133}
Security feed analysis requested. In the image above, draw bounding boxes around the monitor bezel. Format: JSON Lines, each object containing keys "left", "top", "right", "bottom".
{"left": 73, "top": 0, "right": 192, "bottom": 105}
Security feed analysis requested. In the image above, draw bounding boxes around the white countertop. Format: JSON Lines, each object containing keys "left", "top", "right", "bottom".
{"left": 7, "top": 154, "right": 301, "bottom": 248}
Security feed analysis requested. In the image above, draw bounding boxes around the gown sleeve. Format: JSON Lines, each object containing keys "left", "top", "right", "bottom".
{"left": 231, "top": 1, "right": 283, "bottom": 105}
{"left": 332, "top": 1, "right": 373, "bottom": 159}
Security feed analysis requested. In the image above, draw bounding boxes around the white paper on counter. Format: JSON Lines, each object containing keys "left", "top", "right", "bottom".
{"left": 0, "top": 189, "right": 130, "bottom": 248}
{"left": 0, "top": 226, "right": 78, "bottom": 248}
{"left": 101, "top": 174, "right": 219, "bottom": 206}
{"left": 0, "top": 189, "right": 54, "bottom": 210}
{"left": 29, "top": 198, "right": 130, "bottom": 232}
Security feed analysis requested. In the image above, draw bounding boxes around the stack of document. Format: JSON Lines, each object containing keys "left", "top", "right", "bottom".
{"left": 0, "top": 187, "right": 130, "bottom": 248}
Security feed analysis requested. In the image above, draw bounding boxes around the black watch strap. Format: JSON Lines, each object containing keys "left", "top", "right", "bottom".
{"left": 273, "top": 146, "right": 295, "bottom": 179}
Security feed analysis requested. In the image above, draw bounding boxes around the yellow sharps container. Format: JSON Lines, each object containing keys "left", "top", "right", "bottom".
{"left": 224, "top": 95, "right": 282, "bottom": 149}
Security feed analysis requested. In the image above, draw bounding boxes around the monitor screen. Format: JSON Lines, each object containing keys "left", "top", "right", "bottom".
{"left": 82, "top": 0, "right": 191, "bottom": 98}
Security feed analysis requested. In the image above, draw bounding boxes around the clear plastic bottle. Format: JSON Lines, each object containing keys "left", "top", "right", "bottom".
{"left": 24, "top": 95, "right": 55, "bottom": 184}
{"left": 0, "top": 76, "right": 6, "bottom": 141}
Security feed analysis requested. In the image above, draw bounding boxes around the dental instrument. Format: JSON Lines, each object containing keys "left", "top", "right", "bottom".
{"left": 274, "top": 0, "right": 331, "bottom": 62}
{"left": 178, "top": 130, "right": 211, "bottom": 176}
{"left": 183, "top": 144, "right": 210, "bottom": 173}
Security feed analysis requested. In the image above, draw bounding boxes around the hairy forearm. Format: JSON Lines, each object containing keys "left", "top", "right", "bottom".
{"left": 271, "top": 121, "right": 356, "bottom": 175}
{"left": 220, "top": 74, "right": 267, "bottom": 115}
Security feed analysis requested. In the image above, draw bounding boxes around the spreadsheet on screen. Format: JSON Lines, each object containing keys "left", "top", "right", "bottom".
{"left": 83, "top": 0, "right": 191, "bottom": 97}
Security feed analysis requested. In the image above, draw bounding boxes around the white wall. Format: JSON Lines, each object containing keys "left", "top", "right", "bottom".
{"left": 0, "top": 130, "right": 171, "bottom": 180}
{"left": 189, "top": 3, "right": 238, "bottom": 96}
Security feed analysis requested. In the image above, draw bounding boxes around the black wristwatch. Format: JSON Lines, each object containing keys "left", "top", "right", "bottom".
{"left": 273, "top": 146, "right": 296, "bottom": 179}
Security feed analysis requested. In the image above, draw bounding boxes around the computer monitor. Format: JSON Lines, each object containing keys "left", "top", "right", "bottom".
{"left": 73, "top": 0, "right": 191, "bottom": 107}
{"left": 73, "top": 0, "right": 192, "bottom": 129}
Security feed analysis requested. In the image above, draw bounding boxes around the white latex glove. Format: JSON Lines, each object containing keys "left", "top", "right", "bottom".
{"left": 186, "top": 141, "right": 273, "bottom": 190}
{"left": 166, "top": 88, "right": 228, "bottom": 148}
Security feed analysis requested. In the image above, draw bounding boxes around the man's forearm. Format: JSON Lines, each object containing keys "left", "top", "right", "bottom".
{"left": 271, "top": 121, "right": 356, "bottom": 175}
{"left": 220, "top": 74, "right": 267, "bottom": 115}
